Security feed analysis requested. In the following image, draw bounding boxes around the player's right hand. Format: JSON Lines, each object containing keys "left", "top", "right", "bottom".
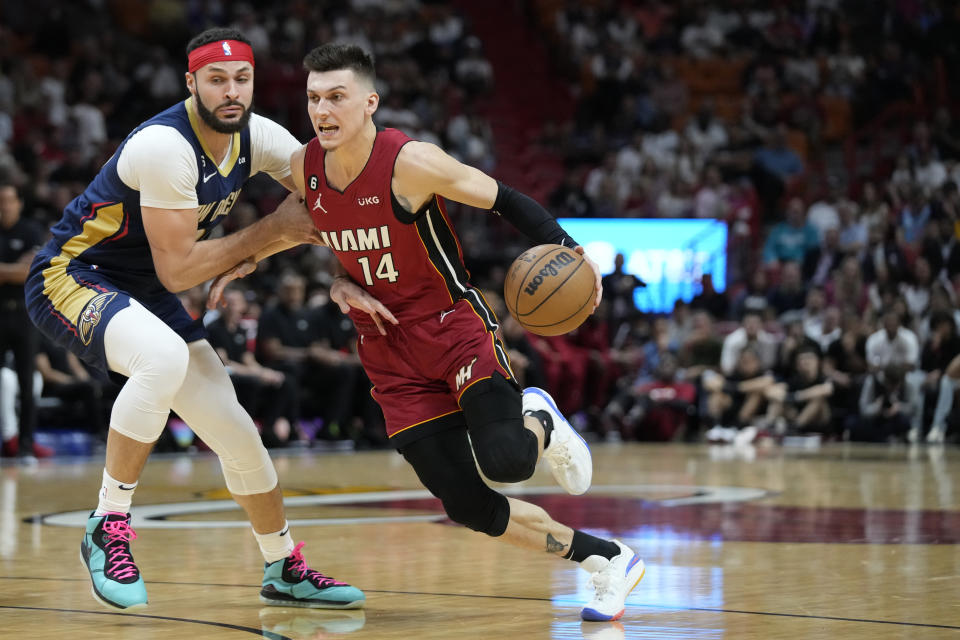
{"left": 330, "top": 276, "right": 399, "bottom": 335}
{"left": 273, "top": 192, "right": 324, "bottom": 245}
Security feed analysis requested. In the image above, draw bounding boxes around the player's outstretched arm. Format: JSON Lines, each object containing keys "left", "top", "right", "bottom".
{"left": 143, "top": 192, "right": 321, "bottom": 293}
{"left": 394, "top": 141, "right": 602, "bottom": 308}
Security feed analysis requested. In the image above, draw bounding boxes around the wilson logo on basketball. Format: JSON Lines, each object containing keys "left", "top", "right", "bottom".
{"left": 523, "top": 252, "right": 576, "bottom": 296}
{"left": 357, "top": 196, "right": 380, "bottom": 206}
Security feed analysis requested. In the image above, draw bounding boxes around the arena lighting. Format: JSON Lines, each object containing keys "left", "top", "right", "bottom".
{"left": 558, "top": 218, "right": 728, "bottom": 313}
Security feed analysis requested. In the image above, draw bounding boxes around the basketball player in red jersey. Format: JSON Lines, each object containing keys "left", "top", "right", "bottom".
{"left": 214, "top": 44, "right": 644, "bottom": 621}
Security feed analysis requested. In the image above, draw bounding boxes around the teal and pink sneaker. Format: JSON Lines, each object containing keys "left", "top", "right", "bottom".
{"left": 80, "top": 512, "right": 148, "bottom": 609}
{"left": 260, "top": 542, "right": 365, "bottom": 609}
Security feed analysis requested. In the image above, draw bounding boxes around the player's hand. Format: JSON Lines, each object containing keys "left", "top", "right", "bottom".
{"left": 330, "top": 276, "right": 399, "bottom": 336}
{"left": 206, "top": 258, "right": 256, "bottom": 310}
{"left": 574, "top": 245, "right": 603, "bottom": 309}
{"left": 272, "top": 192, "right": 324, "bottom": 245}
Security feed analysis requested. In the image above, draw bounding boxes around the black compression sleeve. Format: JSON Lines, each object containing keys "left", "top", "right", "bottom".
{"left": 492, "top": 181, "right": 578, "bottom": 247}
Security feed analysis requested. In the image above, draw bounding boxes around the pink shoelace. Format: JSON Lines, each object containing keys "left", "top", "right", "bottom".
{"left": 102, "top": 517, "right": 139, "bottom": 581}
{"left": 287, "top": 542, "right": 347, "bottom": 588}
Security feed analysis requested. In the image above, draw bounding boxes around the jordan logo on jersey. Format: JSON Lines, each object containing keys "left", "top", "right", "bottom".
{"left": 455, "top": 357, "right": 478, "bottom": 391}
{"left": 313, "top": 193, "right": 327, "bottom": 214}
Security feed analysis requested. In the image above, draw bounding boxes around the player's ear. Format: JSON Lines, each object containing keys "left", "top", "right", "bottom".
{"left": 365, "top": 92, "right": 379, "bottom": 116}
{"left": 185, "top": 71, "right": 196, "bottom": 95}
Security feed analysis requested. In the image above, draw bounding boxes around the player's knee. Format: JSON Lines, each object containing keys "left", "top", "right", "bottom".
{"left": 460, "top": 374, "right": 537, "bottom": 483}
{"left": 473, "top": 434, "right": 537, "bottom": 483}
{"left": 219, "top": 433, "right": 277, "bottom": 495}
{"left": 132, "top": 334, "right": 190, "bottom": 396}
{"left": 440, "top": 486, "right": 510, "bottom": 537}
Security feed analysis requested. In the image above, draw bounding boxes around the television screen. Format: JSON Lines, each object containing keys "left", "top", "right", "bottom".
{"left": 557, "top": 218, "right": 728, "bottom": 314}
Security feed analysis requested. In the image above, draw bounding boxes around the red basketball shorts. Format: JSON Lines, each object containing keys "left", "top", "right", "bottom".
{"left": 356, "top": 296, "right": 517, "bottom": 447}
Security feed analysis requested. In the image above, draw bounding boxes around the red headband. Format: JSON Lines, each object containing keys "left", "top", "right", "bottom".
{"left": 188, "top": 40, "right": 255, "bottom": 73}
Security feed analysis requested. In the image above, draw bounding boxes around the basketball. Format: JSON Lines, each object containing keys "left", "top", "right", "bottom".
{"left": 504, "top": 244, "right": 596, "bottom": 336}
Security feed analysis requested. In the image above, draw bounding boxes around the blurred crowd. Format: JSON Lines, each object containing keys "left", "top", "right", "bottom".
{"left": 1, "top": 0, "right": 958, "bottom": 455}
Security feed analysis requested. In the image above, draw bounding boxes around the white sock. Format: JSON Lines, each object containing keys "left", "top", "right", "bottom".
{"left": 254, "top": 521, "right": 294, "bottom": 563}
{"left": 94, "top": 468, "right": 137, "bottom": 516}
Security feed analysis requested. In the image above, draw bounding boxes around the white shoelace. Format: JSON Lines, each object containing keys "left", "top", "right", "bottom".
{"left": 589, "top": 567, "right": 614, "bottom": 600}
{"left": 547, "top": 444, "right": 571, "bottom": 468}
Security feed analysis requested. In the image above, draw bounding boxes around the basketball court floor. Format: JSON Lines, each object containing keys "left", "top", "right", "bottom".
{"left": 1, "top": 442, "right": 958, "bottom": 639}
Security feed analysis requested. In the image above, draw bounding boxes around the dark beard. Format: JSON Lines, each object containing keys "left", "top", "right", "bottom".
{"left": 194, "top": 91, "right": 252, "bottom": 134}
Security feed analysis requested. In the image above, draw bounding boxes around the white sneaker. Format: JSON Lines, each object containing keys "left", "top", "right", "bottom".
{"left": 523, "top": 387, "right": 592, "bottom": 495}
{"left": 927, "top": 426, "right": 946, "bottom": 444}
{"left": 733, "top": 425, "right": 758, "bottom": 447}
{"left": 907, "top": 427, "right": 920, "bottom": 444}
{"left": 581, "top": 540, "right": 645, "bottom": 622}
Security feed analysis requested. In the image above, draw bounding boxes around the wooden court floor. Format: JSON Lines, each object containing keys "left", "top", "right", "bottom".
{"left": 1, "top": 442, "right": 958, "bottom": 639}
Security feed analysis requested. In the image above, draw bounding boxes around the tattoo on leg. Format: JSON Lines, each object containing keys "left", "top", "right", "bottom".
{"left": 545, "top": 533, "right": 568, "bottom": 554}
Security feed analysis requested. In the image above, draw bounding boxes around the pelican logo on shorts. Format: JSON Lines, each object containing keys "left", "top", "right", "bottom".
{"left": 455, "top": 356, "right": 479, "bottom": 391}
{"left": 523, "top": 251, "right": 576, "bottom": 296}
{"left": 78, "top": 292, "right": 117, "bottom": 346}
{"left": 221, "top": 41, "right": 233, "bottom": 56}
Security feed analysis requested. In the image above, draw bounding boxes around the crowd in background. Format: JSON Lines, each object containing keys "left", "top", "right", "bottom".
{"left": 1, "top": 0, "right": 958, "bottom": 455}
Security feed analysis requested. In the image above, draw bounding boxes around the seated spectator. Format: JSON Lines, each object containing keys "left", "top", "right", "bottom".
{"left": 861, "top": 221, "right": 908, "bottom": 284}
{"left": 915, "top": 312, "right": 960, "bottom": 442}
{"left": 720, "top": 309, "right": 777, "bottom": 376}
{"left": 604, "top": 353, "right": 696, "bottom": 442}
{"left": 899, "top": 184, "right": 932, "bottom": 246}
{"left": 825, "top": 255, "right": 869, "bottom": 314}
{"left": 866, "top": 309, "right": 919, "bottom": 372}
{"left": 702, "top": 346, "right": 777, "bottom": 442}
{"left": 34, "top": 336, "right": 106, "bottom": 440}
{"left": 926, "top": 353, "right": 960, "bottom": 443}
{"left": 836, "top": 201, "right": 867, "bottom": 255}
{"left": 256, "top": 273, "right": 362, "bottom": 441}
{"left": 730, "top": 269, "right": 771, "bottom": 321}
{"left": 207, "top": 288, "right": 300, "bottom": 448}
{"left": 807, "top": 305, "right": 842, "bottom": 353}
{"left": 774, "top": 316, "right": 821, "bottom": 378}
{"left": 900, "top": 255, "right": 934, "bottom": 320}
{"left": 685, "top": 101, "right": 729, "bottom": 164}
{"left": 767, "top": 260, "right": 807, "bottom": 317}
{"left": 806, "top": 178, "right": 849, "bottom": 239}
{"left": 804, "top": 226, "right": 844, "bottom": 287}
{"left": 800, "top": 287, "right": 827, "bottom": 341}
{"left": 752, "top": 125, "right": 804, "bottom": 217}
{"left": 824, "top": 310, "right": 870, "bottom": 422}
{"left": 849, "top": 365, "right": 913, "bottom": 442}
{"left": 762, "top": 197, "right": 820, "bottom": 266}
{"left": 768, "top": 344, "right": 835, "bottom": 435}
{"left": 678, "top": 310, "right": 723, "bottom": 381}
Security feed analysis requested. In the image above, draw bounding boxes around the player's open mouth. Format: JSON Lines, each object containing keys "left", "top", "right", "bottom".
{"left": 318, "top": 124, "right": 339, "bottom": 135}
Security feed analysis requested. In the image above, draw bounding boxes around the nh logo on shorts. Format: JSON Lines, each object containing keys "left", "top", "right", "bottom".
{"left": 455, "top": 357, "right": 479, "bottom": 391}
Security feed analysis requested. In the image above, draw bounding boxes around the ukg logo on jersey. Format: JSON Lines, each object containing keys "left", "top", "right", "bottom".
{"left": 357, "top": 196, "right": 380, "bottom": 206}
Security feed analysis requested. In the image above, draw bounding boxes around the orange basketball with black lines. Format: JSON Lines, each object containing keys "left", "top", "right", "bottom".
{"left": 504, "top": 244, "right": 595, "bottom": 336}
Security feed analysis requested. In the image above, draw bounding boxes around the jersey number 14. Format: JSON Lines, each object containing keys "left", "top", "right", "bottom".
{"left": 357, "top": 253, "right": 399, "bottom": 286}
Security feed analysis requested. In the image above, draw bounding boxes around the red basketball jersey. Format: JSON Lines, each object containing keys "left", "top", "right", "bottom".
{"left": 304, "top": 128, "right": 491, "bottom": 331}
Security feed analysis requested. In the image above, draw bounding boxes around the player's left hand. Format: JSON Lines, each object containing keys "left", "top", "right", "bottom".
{"left": 574, "top": 245, "right": 603, "bottom": 309}
{"left": 330, "top": 276, "right": 400, "bottom": 335}
{"left": 206, "top": 258, "right": 256, "bottom": 310}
